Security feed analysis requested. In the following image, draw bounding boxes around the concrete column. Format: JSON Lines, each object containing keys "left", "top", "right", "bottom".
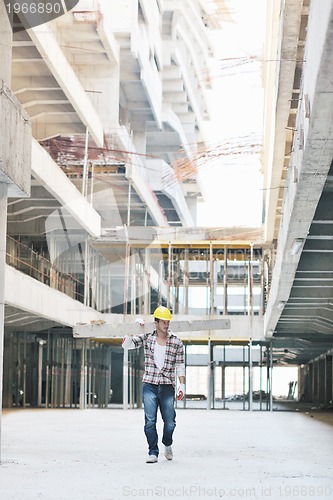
{"left": 318, "top": 357, "right": 326, "bottom": 404}
{"left": 269, "top": 342, "right": 273, "bottom": 412}
{"left": 0, "top": 7, "right": 12, "bottom": 458}
{"left": 143, "top": 248, "right": 150, "bottom": 315}
{"left": 209, "top": 242, "right": 214, "bottom": 315}
{"left": 325, "top": 354, "right": 332, "bottom": 405}
{"left": 79, "top": 341, "right": 87, "bottom": 409}
{"left": 0, "top": 183, "right": 8, "bottom": 462}
{"left": 313, "top": 359, "right": 319, "bottom": 403}
{"left": 183, "top": 249, "right": 189, "bottom": 314}
{"left": 207, "top": 341, "right": 214, "bottom": 410}
{"left": 167, "top": 243, "right": 172, "bottom": 309}
{"left": 223, "top": 247, "right": 228, "bottom": 315}
{"left": 308, "top": 362, "right": 314, "bottom": 402}
{"left": 123, "top": 349, "right": 129, "bottom": 410}
{"left": 248, "top": 340, "right": 253, "bottom": 411}
{"left": 0, "top": 2, "right": 12, "bottom": 85}
{"left": 132, "top": 125, "right": 146, "bottom": 157}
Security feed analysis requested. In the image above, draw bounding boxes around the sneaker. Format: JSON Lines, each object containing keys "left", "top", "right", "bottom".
{"left": 146, "top": 454, "right": 158, "bottom": 463}
{"left": 164, "top": 445, "right": 173, "bottom": 460}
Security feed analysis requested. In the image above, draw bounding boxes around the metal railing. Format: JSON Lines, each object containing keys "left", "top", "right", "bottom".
{"left": 6, "top": 236, "right": 85, "bottom": 304}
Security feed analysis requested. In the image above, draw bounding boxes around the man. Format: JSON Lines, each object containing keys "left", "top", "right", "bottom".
{"left": 122, "top": 306, "right": 185, "bottom": 463}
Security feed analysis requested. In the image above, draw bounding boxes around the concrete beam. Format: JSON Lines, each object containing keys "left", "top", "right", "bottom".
{"left": 27, "top": 24, "right": 104, "bottom": 147}
{"left": 5, "top": 265, "right": 105, "bottom": 327}
{"left": 31, "top": 140, "right": 101, "bottom": 237}
{"left": 115, "top": 125, "right": 169, "bottom": 226}
{"left": 12, "top": 76, "right": 59, "bottom": 94}
{"left": 32, "top": 123, "right": 85, "bottom": 141}
{"left": 0, "top": 81, "right": 31, "bottom": 198}
{"left": 145, "top": 158, "right": 194, "bottom": 227}
{"left": 263, "top": 0, "right": 304, "bottom": 242}
{"left": 74, "top": 318, "right": 230, "bottom": 339}
{"left": 74, "top": 315, "right": 263, "bottom": 342}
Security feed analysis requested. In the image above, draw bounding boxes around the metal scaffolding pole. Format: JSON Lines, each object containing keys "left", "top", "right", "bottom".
{"left": 127, "top": 180, "right": 132, "bottom": 227}
{"left": 248, "top": 244, "right": 254, "bottom": 411}
{"left": 131, "top": 252, "right": 136, "bottom": 314}
{"left": 260, "top": 254, "right": 265, "bottom": 316}
{"left": 45, "top": 330, "right": 50, "bottom": 408}
{"left": 243, "top": 345, "right": 246, "bottom": 411}
{"left": 259, "top": 344, "right": 263, "bottom": 411}
{"left": 143, "top": 247, "right": 150, "bottom": 315}
{"left": 167, "top": 242, "right": 172, "bottom": 309}
{"left": 222, "top": 345, "right": 226, "bottom": 410}
{"left": 81, "top": 128, "right": 89, "bottom": 197}
{"left": 209, "top": 242, "right": 214, "bottom": 315}
{"left": 248, "top": 340, "right": 253, "bottom": 411}
{"left": 223, "top": 246, "right": 228, "bottom": 315}
{"left": 79, "top": 340, "right": 87, "bottom": 409}
{"left": 207, "top": 340, "right": 214, "bottom": 410}
{"left": 84, "top": 241, "right": 89, "bottom": 307}
{"left": 37, "top": 339, "right": 43, "bottom": 407}
{"left": 23, "top": 332, "right": 27, "bottom": 408}
{"left": 123, "top": 239, "right": 130, "bottom": 314}
{"left": 158, "top": 259, "right": 163, "bottom": 307}
{"left": 184, "top": 248, "right": 189, "bottom": 314}
{"left": 123, "top": 349, "right": 129, "bottom": 410}
{"left": 269, "top": 341, "right": 273, "bottom": 411}
{"left": 90, "top": 162, "right": 95, "bottom": 206}
{"left": 175, "top": 251, "right": 180, "bottom": 314}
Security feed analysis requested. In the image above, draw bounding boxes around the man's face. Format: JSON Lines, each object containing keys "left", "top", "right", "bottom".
{"left": 155, "top": 319, "right": 170, "bottom": 334}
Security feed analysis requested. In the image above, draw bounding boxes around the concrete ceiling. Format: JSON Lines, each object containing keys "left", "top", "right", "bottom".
{"left": 265, "top": 0, "right": 333, "bottom": 365}
{"left": 273, "top": 163, "right": 333, "bottom": 364}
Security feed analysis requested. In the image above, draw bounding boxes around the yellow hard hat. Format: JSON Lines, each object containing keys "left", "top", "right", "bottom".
{"left": 153, "top": 306, "right": 172, "bottom": 321}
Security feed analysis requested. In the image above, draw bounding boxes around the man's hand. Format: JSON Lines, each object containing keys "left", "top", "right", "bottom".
{"left": 176, "top": 383, "right": 186, "bottom": 401}
{"left": 135, "top": 317, "right": 145, "bottom": 326}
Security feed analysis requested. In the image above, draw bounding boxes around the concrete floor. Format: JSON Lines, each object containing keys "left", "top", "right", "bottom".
{"left": 1, "top": 409, "right": 333, "bottom": 500}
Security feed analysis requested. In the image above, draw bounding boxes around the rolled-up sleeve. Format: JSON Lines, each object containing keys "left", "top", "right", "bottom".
{"left": 175, "top": 363, "right": 185, "bottom": 377}
{"left": 175, "top": 340, "right": 185, "bottom": 376}
{"left": 122, "top": 333, "right": 145, "bottom": 350}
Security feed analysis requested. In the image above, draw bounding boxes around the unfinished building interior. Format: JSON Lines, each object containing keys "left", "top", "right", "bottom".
{"left": 1, "top": 0, "right": 333, "bottom": 428}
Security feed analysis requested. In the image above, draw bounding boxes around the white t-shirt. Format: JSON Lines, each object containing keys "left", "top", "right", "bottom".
{"left": 154, "top": 342, "right": 166, "bottom": 370}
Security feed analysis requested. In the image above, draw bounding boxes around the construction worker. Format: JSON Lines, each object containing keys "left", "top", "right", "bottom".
{"left": 122, "top": 306, "right": 185, "bottom": 463}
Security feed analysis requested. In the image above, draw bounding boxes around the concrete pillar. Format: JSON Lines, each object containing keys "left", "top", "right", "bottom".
{"left": 183, "top": 249, "right": 189, "bottom": 314}
{"left": 223, "top": 247, "right": 228, "bottom": 315}
{"left": 132, "top": 125, "right": 146, "bottom": 157}
{"left": 209, "top": 242, "right": 214, "bottom": 315}
{"left": 269, "top": 342, "right": 273, "bottom": 412}
{"left": 185, "top": 196, "right": 197, "bottom": 225}
{"left": 207, "top": 340, "right": 214, "bottom": 410}
{"left": 313, "top": 359, "right": 319, "bottom": 403}
{"left": 325, "top": 354, "right": 332, "bottom": 405}
{"left": 0, "top": 2, "right": 13, "bottom": 460}
{"left": 0, "top": 2, "right": 12, "bottom": 85}
{"left": 318, "top": 357, "right": 326, "bottom": 404}
{"left": 0, "top": 183, "right": 8, "bottom": 462}
{"left": 308, "top": 362, "right": 314, "bottom": 402}
{"left": 123, "top": 349, "right": 129, "bottom": 410}
{"left": 167, "top": 243, "right": 172, "bottom": 309}
{"left": 248, "top": 340, "right": 253, "bottom": 411}
{"left": 79, "top": 341, "right": 87, "bottom": 409}
{"left": 143, "top": 247, "right": 150, "bottom": 315}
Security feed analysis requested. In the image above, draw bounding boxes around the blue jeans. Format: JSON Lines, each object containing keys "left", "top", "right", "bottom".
{"left": 142, "top": 382, "right": 176, "bottom": 457}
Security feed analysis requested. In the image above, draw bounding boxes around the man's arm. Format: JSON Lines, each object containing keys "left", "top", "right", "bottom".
{"left": 122, "top": 336, "right": 135, "bottom": 349}
{"left": 176, "top": 340, "right": 186, "bottom": 400}
{"left": 122, "top": 333, "right": 145, "bottom": 350}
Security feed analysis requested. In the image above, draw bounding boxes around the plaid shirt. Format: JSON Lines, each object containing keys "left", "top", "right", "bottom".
{"left": 132, "top": 331, "right": 184, "bottom": 386}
